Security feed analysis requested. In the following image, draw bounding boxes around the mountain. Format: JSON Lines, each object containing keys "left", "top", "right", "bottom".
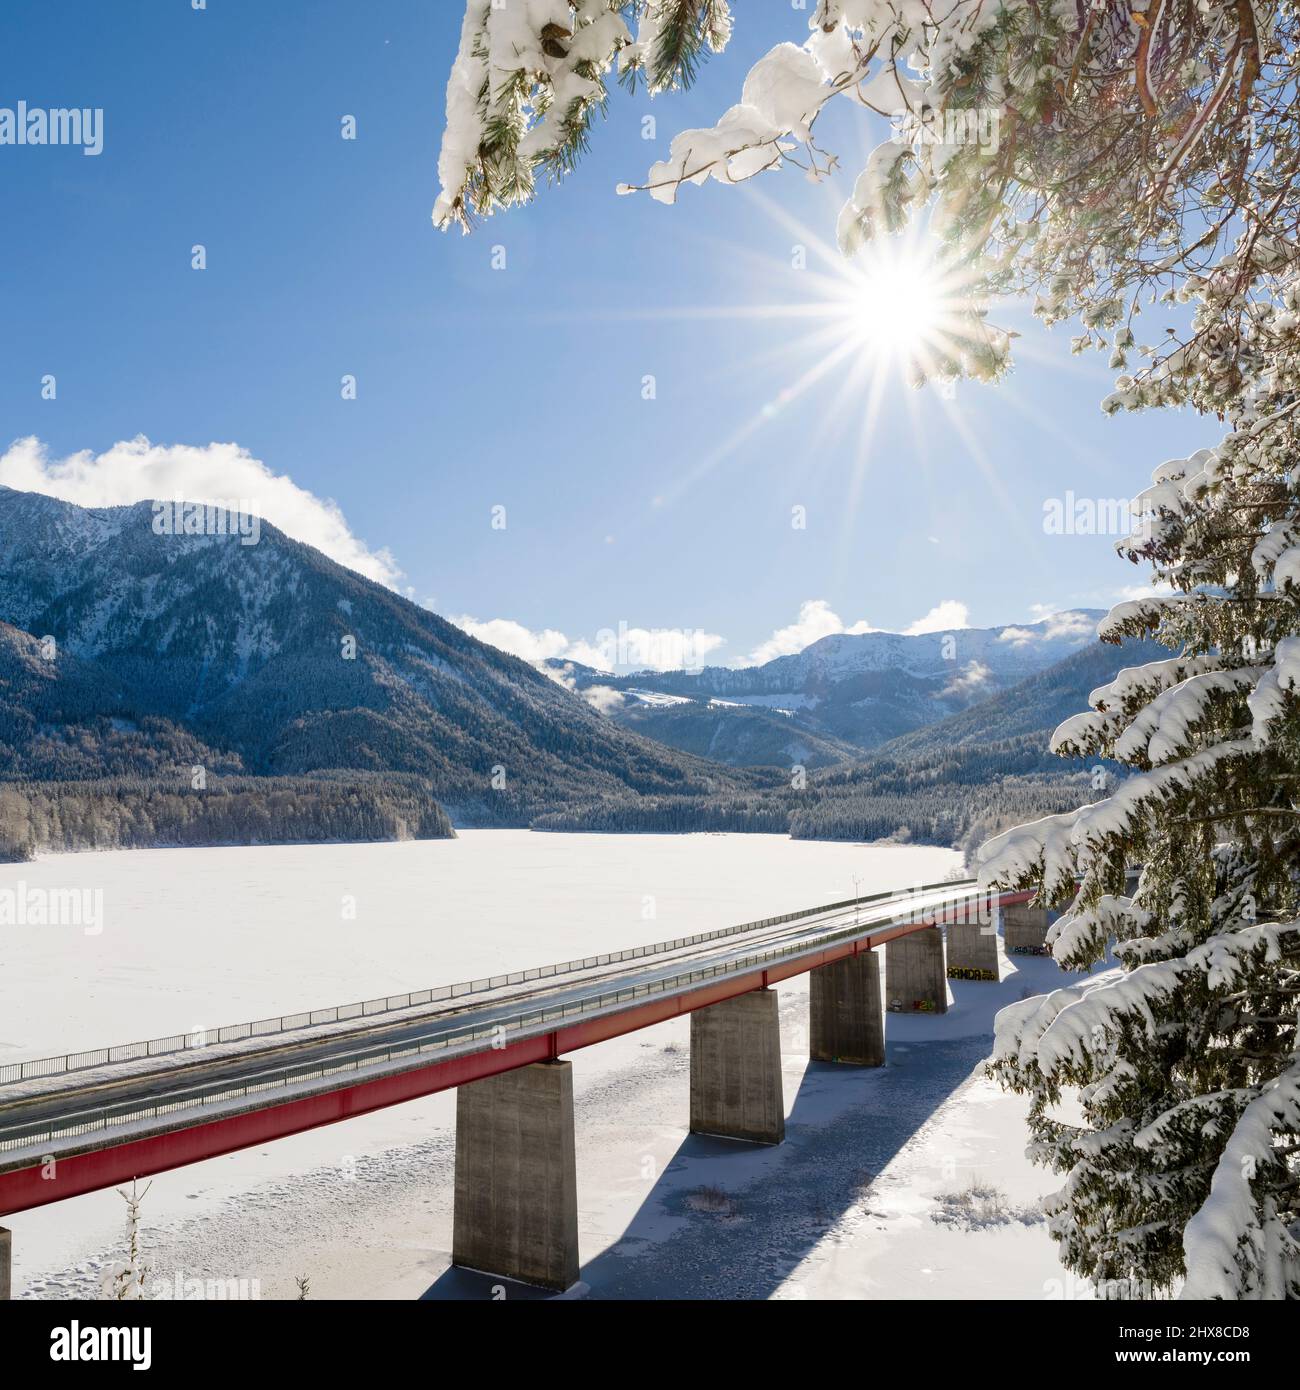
{"left": 0, "top": 484, "right": 1164, "bottom": 861}
{"left": 0, "top": 487, "right": 754, "bottom": 833}
{"left": 788, "top": 636, "right": 1170, "bottom": 854}
{"left": 869, "top": 637, "right": 1172, "bottom": 759}
{"left": 595, "top": 690, "right": 864, "bottom": 770}
{"left": 535, "top": 634, "right": 1171, "bottom": 855}
{"left": 0, "top": 620, "right": 238, "bottom": 780}
{"left": 549, "top": 611, "right": 1105, "bottom": 764}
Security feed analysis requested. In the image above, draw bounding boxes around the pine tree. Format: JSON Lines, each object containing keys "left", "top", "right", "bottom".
{"left": 101, "top": 1181, "right": 152, "bottom": 1301}
{"left": 437, "top": 2, "right": 1300, "bottom": 1295}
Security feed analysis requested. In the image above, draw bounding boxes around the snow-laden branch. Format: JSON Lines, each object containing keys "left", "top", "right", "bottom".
{"left": 994, "top": 921, "right": 1298, "bottom": 1079}
{"left": 434, "top": 1, "right": 737, "bottom": 230}
{"left": 977, "top": 739, "right": 1258, "bottom": 903}
{"left": 1247, "top": 636, "right": 1300, "bottom": 745}
{"left": 1181, "top": 1055, "right": 1300, "bottom": 1299}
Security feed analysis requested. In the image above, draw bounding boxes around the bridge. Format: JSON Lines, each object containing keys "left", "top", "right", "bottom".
{"left": 0, "top": 878, "right": 1054, "bottom": 1296}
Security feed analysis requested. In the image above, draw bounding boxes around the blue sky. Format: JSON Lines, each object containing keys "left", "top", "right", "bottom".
{"left": 0, "top": 1, "right": 1210, "bottom": 669}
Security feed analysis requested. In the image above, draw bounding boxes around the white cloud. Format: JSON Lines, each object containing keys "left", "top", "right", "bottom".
{"left": 1026, "top": 605, "right": 1097, "bottom": 639}
{"left": 747, "top": 598, "right": 971, "bottom": 664}
{"left": 0, "top": 435, "right": 401, "bottom": 587}
{"left": 451, "top": 616, "right": 576, "bottom": 665}
{"left": 942, "top": 659, "right": 992, "bottom": 698}
{"left": 1113, "top": 583, "right": 1174, "bottom": 603}
{"left": 463, "top": 598, "right": 979, "bottom": 676}
{"left": 612, "top": 626, "right": 725, "bottom": 671}
{"left": 747, "top": 600, "right": 877, "bottom": 664}
{"left": 902, "top": 600, "right": 970, "bottom": 635}
{"left": 1044, "top": 611, "right": 1096, "bottom": 639}
{"left": 451, "top": 616, "right": 725, "bottom": 673}
{"left": 1002, "top": 607, "right": 1102, "bottom": 645}
{"left": 581, "top": 684, "right": 626, "bottom": 713}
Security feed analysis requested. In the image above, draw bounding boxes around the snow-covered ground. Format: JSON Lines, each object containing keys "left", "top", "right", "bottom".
{"left": 1, "top": 832, "right": 1098, "bottom": 1300}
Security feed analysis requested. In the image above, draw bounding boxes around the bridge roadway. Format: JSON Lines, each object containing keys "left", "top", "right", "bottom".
{"left": 0, "top": 877, "right": 1022, "bottom": 1228}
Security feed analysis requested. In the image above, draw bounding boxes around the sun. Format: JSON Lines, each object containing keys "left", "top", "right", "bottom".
{"left": 599, "top": 197, "right": 1032, "bottom": 529}
{"left": 846, "top": 260, "right": 942, "bottom": 358}
{"left": 837, "top": 243, "right": 966, "bottom": 367}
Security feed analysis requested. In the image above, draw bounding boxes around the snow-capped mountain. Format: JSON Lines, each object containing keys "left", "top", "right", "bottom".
{"left": 0, "top": 486, "right": 742, "bottom": 822}
{"left": 722, "top": 615, "right": 1101, "bottom": 691}
{"left": 550, "top": 611, "right": 1104, "bottom": 757}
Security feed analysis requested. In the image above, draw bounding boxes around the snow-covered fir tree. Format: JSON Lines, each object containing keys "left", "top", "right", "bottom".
{"left": 436, "top": 2, "right": 1300, "bottom": 1295}
{"left": 981, "top": 472, "right": 1300, "bottom": 1298}
{"left": 100, "top": 1181, "right": 152, "bottom": 1301}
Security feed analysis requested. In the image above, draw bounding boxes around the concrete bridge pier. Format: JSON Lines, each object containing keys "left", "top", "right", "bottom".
{"left": 690, "top": 988, "right": 784, "bottom": 1144}
{"left": 885, "top": 927, "right": 948, "bottom": 1013}
{"left": 1, "top": 1226, "right": 10, "bottom": 1300}
{"left": 451, "top": 1060, "right": 579, "bottom": 1293}
{"left": 1003, "top": 903, "right": 1054, "bottom": 955}
{"left": 810, "top": 950, "right": 885, "bottom": 1065}
{"left": 946, "top": 919, "right": 1000, "bottom": 981}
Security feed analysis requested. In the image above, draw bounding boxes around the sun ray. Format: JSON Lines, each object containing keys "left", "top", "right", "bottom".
{"left": 541, "top": 189, "right": 1028, "bottom": 540}
{"left": 654, "top": 330, "right": 869, "bottom": 510}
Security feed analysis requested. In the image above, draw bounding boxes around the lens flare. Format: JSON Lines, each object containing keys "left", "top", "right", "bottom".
{"left": 838, "top": 244, "right": 966, "bottom": 368}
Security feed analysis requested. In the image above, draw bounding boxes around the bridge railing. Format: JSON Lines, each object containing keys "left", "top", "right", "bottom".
{"left": 0, "top": 875, "right": 980, "bottom": 1088}
{"left": 0, "top": 884, "right": 991, "bottom": 1158}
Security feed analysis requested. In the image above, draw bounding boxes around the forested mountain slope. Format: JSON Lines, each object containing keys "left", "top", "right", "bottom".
{"left": 550, "top": 611, "right": 1104, "bottom": 759}
{"left": 0, "top": 487, "right": 755, "bottom": 854}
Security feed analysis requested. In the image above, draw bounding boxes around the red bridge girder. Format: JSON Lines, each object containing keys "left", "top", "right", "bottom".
{"left": 0, "top": 891, "right": 1033, "bottom": 1215}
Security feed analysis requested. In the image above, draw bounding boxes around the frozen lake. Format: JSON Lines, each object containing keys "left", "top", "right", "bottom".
{"left": 1, "top": 832, "right": 1088, "bottom": 1303}
{"left": 0, "top": 831, "right": 960, "bottom": 1063}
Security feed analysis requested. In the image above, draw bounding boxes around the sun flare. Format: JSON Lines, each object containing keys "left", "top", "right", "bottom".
{"left": 838, "top": 245, "right": 962, "bottom": 366}
{"left": 609, "top": 198, "right": 1029, "bottom": 535}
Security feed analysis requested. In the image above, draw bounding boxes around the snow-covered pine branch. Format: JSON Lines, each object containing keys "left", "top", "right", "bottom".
{"left": 434, "top": 2, "right": 734, "bottom": 231}
{"left": 991, "top": 908, "right": 1300, "bottom": 1296}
